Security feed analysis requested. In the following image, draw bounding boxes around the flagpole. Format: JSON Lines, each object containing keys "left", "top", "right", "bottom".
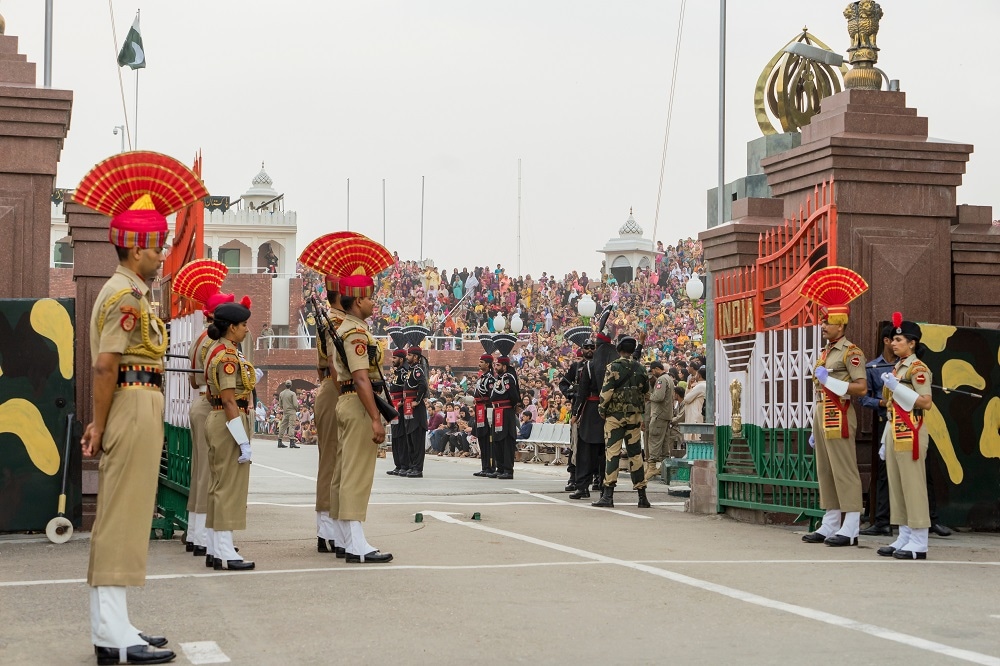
{"left": 134, "top": 69, "right": 139, "bottom": 149}
{"left": 346, "top": 178, "right": 350, "bottom": 230}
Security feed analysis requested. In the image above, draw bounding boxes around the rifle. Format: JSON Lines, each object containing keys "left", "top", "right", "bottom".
{"left": 313, "top": 296, "right": 399, "bottom": 423}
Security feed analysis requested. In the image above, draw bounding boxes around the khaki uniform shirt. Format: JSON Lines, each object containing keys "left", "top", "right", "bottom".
{"left": 89, "top": 265, "right": 165, "bottom": 368}
{"left": 207, "top": 340, "right": 256, "bottom": 400}
{"left": 332, "top": 313, "right": 383, "bottom": 382}
{"left": 815, "top": 337, "right": 867, "bottom": 396}
{"left": 649, "top": 373, "right": 675, "bottom": 422}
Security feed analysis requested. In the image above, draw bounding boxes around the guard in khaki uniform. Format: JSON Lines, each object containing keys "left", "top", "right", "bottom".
{"left": 323, "top": 234, "right": 395, "bottom": 562}
{"left": 277, "top": 381, "right": 300, "bottom": 448}
{"left": 204, "top": 299, "right": 257, "bottom": 571}
{"left": 799, "top": 267, "right": 869, "bottom": 547}
{"left": 77, "top": 151, "right": 207, "bottom": 665}
{"left": 643, "top": 360, "right": 675, "bottom": 485}
{"left": 878, "top": 313, "right": 934, "bottom": 560}
{"left": 171, "top": 259, "right": 233, "bottom": 560}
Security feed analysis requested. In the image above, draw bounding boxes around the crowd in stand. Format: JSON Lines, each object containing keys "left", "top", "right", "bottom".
{"left": 258, "top": 238, "right": 710, "bottom": 453}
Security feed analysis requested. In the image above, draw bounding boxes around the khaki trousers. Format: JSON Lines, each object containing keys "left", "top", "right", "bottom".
{"left": 88, "top": 389, "right": 164, "bottom": 587}
{"left": 335, "top": 393, "right": 378, "bottom": 522}
{"left": 205, "top": 410, "right": 251, "bottom": 531}
{"left": 886, "top": 428, "right": 931, "bottom": 528}
{"left": 314, "top": 379, "right": 339, "bottom": 513}
{"left": 812, "top": 403, "right": 863, "bottom": 513}
{"left": 187, "top": 395, "right": 212, "bottom": 513}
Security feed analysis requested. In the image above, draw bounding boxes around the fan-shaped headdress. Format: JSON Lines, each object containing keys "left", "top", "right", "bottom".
{"left": 799, "top": 266, "right": 869, "bottom": 325}
{"left": 402, "top": 325, "right": 430, "bottom": 356}
{"left": 386, "top": 326, "right": 408, "bottom": 358}
{"left": 298, "top": 231, "right": 365, "bottom": 293}
{"left": 493, "top": 334, "right": 518, "bottom": 364}
{"left": 564, "top": 326, "right": 593, "bottom": 348}
{"left": 73, "top": 151, "right": 209, "bottom": 249}
{"left": 478, "top": 334, "right": 497, "bottom": 362}
{"left": 172, "top": 259, "right": 234, "bottom": 318}
{"left": 305, "top": 234, "right": 393, "bottom": 299}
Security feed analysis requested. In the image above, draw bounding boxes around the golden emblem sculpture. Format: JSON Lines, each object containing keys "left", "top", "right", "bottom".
{"left": 730, "top": 379, "right": 743, "bottom": 438}
{"left": 843, "top": 0, "right": 884, "bottom": 90}
{"left": 754, "top": 28, "right": 847, "bottom": 135}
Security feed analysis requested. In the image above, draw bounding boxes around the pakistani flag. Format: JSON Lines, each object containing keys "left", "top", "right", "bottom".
{"left": 117, "top": 15, "right": 146, "bottom": 70}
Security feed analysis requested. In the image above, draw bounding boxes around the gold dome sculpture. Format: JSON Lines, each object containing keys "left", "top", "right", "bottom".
{"left": 754, "top": 28, "right": 847, "bottom": 136}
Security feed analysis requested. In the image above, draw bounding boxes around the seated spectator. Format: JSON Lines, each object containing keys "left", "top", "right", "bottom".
{"left": 517, "top": 412, "right": 534, "bottom": 441}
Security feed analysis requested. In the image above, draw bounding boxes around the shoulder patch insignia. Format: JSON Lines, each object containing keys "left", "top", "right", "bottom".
{"left": 223, "top": 361, "right": 237, "bottom": 375}
{"left": 914, "top": 372, "right": 927, "bottom": 385}
{"left": 120, "top": 313, "right": 137, "bottom": 332}
{"left": 355, "top": 343, "right": 367, "bottom": 356}
{"left": 850, "top": 356, "right": 861, "bottom": 367}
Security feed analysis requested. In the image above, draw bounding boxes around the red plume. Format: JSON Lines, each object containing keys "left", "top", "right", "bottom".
{"left": 892, "top": 311, "right": 903, "bottom": 328}
{"left": 240, "top": 296, "right": 252, "bottom": 308}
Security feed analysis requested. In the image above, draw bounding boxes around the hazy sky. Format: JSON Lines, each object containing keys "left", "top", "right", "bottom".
{"left": 4, "top": 1, "right": 997, "bottom": 277}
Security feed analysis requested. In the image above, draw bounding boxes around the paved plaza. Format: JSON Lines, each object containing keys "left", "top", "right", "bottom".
{"left": 2, "top": 440, "right": 999, "bottom": 665}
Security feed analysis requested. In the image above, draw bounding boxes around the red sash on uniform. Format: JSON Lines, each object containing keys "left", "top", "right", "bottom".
{"left": 403, "top": 390, "right": 416, "bottom": 420}
{"left": 493, "top": 400, "right": 511, "bottom": 433}
{"left": 475, "top": 400, "right": 487, "bottom": 428}
{"left": 821, "top": 387, "right": 850, "bottom": 440}
{"left": 891, "top": 401, "right": 922, "bottom": 461}
{"left": 389, "top": 390, "right": 403, "bottom": 425}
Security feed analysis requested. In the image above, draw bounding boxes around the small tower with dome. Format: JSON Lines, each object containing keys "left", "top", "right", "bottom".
{"left": 599, "top": 209, "right": 656, "bottom": 283}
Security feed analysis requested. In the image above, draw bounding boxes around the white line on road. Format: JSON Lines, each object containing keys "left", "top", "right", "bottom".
{"left": 421, "top": 511, "right": 1000, "bottom": 666}
{"left": 506, "top": 488, "right": 653, "bottom": 519}
{"left": 250, "top": 463, "right": 316, "bottom": 481}
{"left": 249, "top": 500, "right": 559, "bottom": 507}
{"left": 634, "top": 559, "right": 1000, "bottom": 566}
{"left": 179, "top": 641, "right": 231, "bottom": 664}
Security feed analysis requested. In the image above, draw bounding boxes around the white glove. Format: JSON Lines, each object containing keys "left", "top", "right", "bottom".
{"left": 238, "top": 442, "right": 252, "bottom": 464}
{"left": 226, "top": 416, "right": 250, "bottom": 445}
{"left": 808, "top": 434, "right": 815, "bottom": 449}
{"left": 255, "top": 368, "right": 264, "bottom": 382}
{"left": 890, "top": 383, "right": 919, "bottom": 412}
{"left": 823, "top": 376, "right": 850, "bottom": 398}
{"left": 878, "top": 443, "right": 885, "bottom": 460}
{"left": 881, "top": 371, "right": 900, "bottom": 391}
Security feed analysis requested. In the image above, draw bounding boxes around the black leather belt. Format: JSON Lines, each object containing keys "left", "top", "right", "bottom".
{"left": 209, "top": 397, "right": 250, "bottom": 410}
{"left": 339, "top": 381, "right": 385, "bottom": 394}
{"left": 117, "top": 368, "right": 163, "bottom": 388}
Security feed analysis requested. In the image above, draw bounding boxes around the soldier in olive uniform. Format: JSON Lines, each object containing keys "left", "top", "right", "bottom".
{"left": 643, "top": 360, "right": 675, "bottom": 486}
{"left": 277, "top": 380, "right": 300, "bottom": 448}
{"left": 878, "top": 313, "right": 934, "bottom": 560}
{"left": 592, "top": 336, "right": 649, "bottom": 508}
{"left": 333, "top": 272, "right": 393, "bottom": 563}
{"left": 203, "top": 299, "right": 257, "bottom": 571}
{"left": 800, "top": 267, "right": 869, "bottom": 547}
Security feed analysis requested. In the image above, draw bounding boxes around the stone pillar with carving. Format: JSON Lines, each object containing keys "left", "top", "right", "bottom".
{"left": 0, "top": 26, "right": 72, "bottom": 298}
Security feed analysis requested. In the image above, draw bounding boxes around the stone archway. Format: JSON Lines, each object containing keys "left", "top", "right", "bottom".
{"left": 218, "top": 239, "right": 251, "bottom": 273}
{"left": 257, "top": 240, "right": 284, "bottom": 274}
{"left": 611, "top": 254, "right": 633, "bottom": 284}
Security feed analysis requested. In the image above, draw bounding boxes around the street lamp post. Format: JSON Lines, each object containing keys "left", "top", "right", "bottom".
{"left": 510, "top": 313, "right": 523, "bottom": 334}
{"left": 493, "top": 314, "right": 506, "bottom": 333}
{"left": 113, "top": 126, "right": 125, "bottom": 153}
{"left": 577, "top": 293, "right": 596, "bottom": 324}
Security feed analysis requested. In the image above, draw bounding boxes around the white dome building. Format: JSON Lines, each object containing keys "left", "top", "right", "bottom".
{"left": 599, "top": 209, "right": 656, "bottom": 283}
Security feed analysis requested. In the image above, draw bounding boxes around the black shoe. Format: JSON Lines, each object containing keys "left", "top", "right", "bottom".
{"left": 496, "top": 473, "right": 513, "bottom": 480}
{"left": 138, "top": 635, "right": 168, "bottom": 648}
{"left": 184, "top": 541, "right": 194, "bottom": 552}
{"left": 591, "top": 485, "right": 614, "bottom": 508}
{"left": 346, "top": 550, "right": 393, "bottom": 563}
{"left": 473, "top": 470, "right": 487, "bottom": 477}
{"left": 801, "top": 531, "right": 826, "bottom": 543}
{"left": 485, "top": 471, "right": 498, "bottom": 478}
{"left": 213, "top": 557, "right": 255, "bottom": 570}
{"left": 591, "top": 481, "right": 601, "bottom": 491}
{"left": 824, "top": 534, "right": 859, "bottom": 547}
{"left": 405, "top": 470, "right": 423, "bottom": 478}
{"left": 335, "top": 547, "right": 346, "bottom": 558}
{"left": 569, "top": 488, "right": 591, "bottom": 500}
{"left": 930, "top": 524, "right": 952, "bottom": 537}
{"left": 277, "top": 442, "right": 287, "bottom": 448}
{"left": 637, "top": 488, "right": 651, "bottom": 509}
{"left": 893, "top": 549, "right": 927, "bottom": 560}
{"left": 205, "top": 554, "right": 214, "bottom": 568}
{"left": 192, "top": 545, "right": 206, "bottom": 557}
{"left": 317, "top": 537, "right": 336, "bottom": 553}
{"left": 877, "top": 545, "right": 897, "bottom": 557}
{"left": 387, "top": 468, "right": 400, "bottom": 476}
{"left": 564, "top": 482, "right": 576, "bottom": 492}
{"left": 95, "top": 645, "right": 176, "bottom": 665}
{"left": 290, "top": 442, "right": 300, "bottom": 448}
{"left": 860, "top": 525, "right": 892, "bottom": 536}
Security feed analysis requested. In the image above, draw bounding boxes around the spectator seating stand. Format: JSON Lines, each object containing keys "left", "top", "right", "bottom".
{"left": 517, "top": 422, "right": 571, "bottom": 465}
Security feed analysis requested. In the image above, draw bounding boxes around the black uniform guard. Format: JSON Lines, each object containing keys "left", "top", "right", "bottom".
{"left": 560, "top": 326, "right": 592, "bottom": 492}
{"left": 386, "top": 327, "right": 410, "bottom": 476}
{"left": 490, "top": 334, "right": 521, "bottom": 480}
{"left": 402, "top": 326, "right": 430, "bottom": 478}
{"left": 571, "top": 308, "right": 615, "bottom": 495}
{"left": 473, "top": 335, "right": 497, "bottom": 477}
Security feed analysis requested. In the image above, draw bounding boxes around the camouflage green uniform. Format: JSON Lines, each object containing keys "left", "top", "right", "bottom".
{"left": 598, "top": 357, "right": 649, "bottom": 489}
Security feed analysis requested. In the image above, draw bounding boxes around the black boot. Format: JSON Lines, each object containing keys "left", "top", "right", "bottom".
{"left": 591, "top": 484, "right": 614, "bottom": 508}
{"left": 277, "top": 440, "right": 287, "bottom": 448}
{"left": 637, "top": 487, "right": 651, "bottom": 508}
{"left": 569, "top": 485, "right": 590, "bottom": 500}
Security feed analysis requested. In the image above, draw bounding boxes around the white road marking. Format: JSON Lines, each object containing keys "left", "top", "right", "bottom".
{"left": 422, "top": 511, "right": 1000, "bottom": 666}
{"left": 179, "top": 641, "right": 231, "bottom": 664}
{"left": 634, "top": 559, "right": 1000, "bottom": 566}
{"left": 248, "top": 500, "right": 557, "bottom": 507}
{"left": 250, "top": 463, "right": 316, "bottom": 481}
{"left": 506, "top": 488, "right": 653, "bottom": 519}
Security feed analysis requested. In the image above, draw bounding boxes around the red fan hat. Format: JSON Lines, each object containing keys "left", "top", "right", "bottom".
{"left": 800, "top": 266, "right": 869, "bottom": 325}
{"left": 172, "top": 259, "right": 233, "bottom": 317}
{"left": 311, "top": 234, "right": 394, "bottom": 299}
{"left": 298, "top": 231, "right": 367, "bottom": 294}
{"left": 73, "top": 151, "right": 209, "bottom": 249}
